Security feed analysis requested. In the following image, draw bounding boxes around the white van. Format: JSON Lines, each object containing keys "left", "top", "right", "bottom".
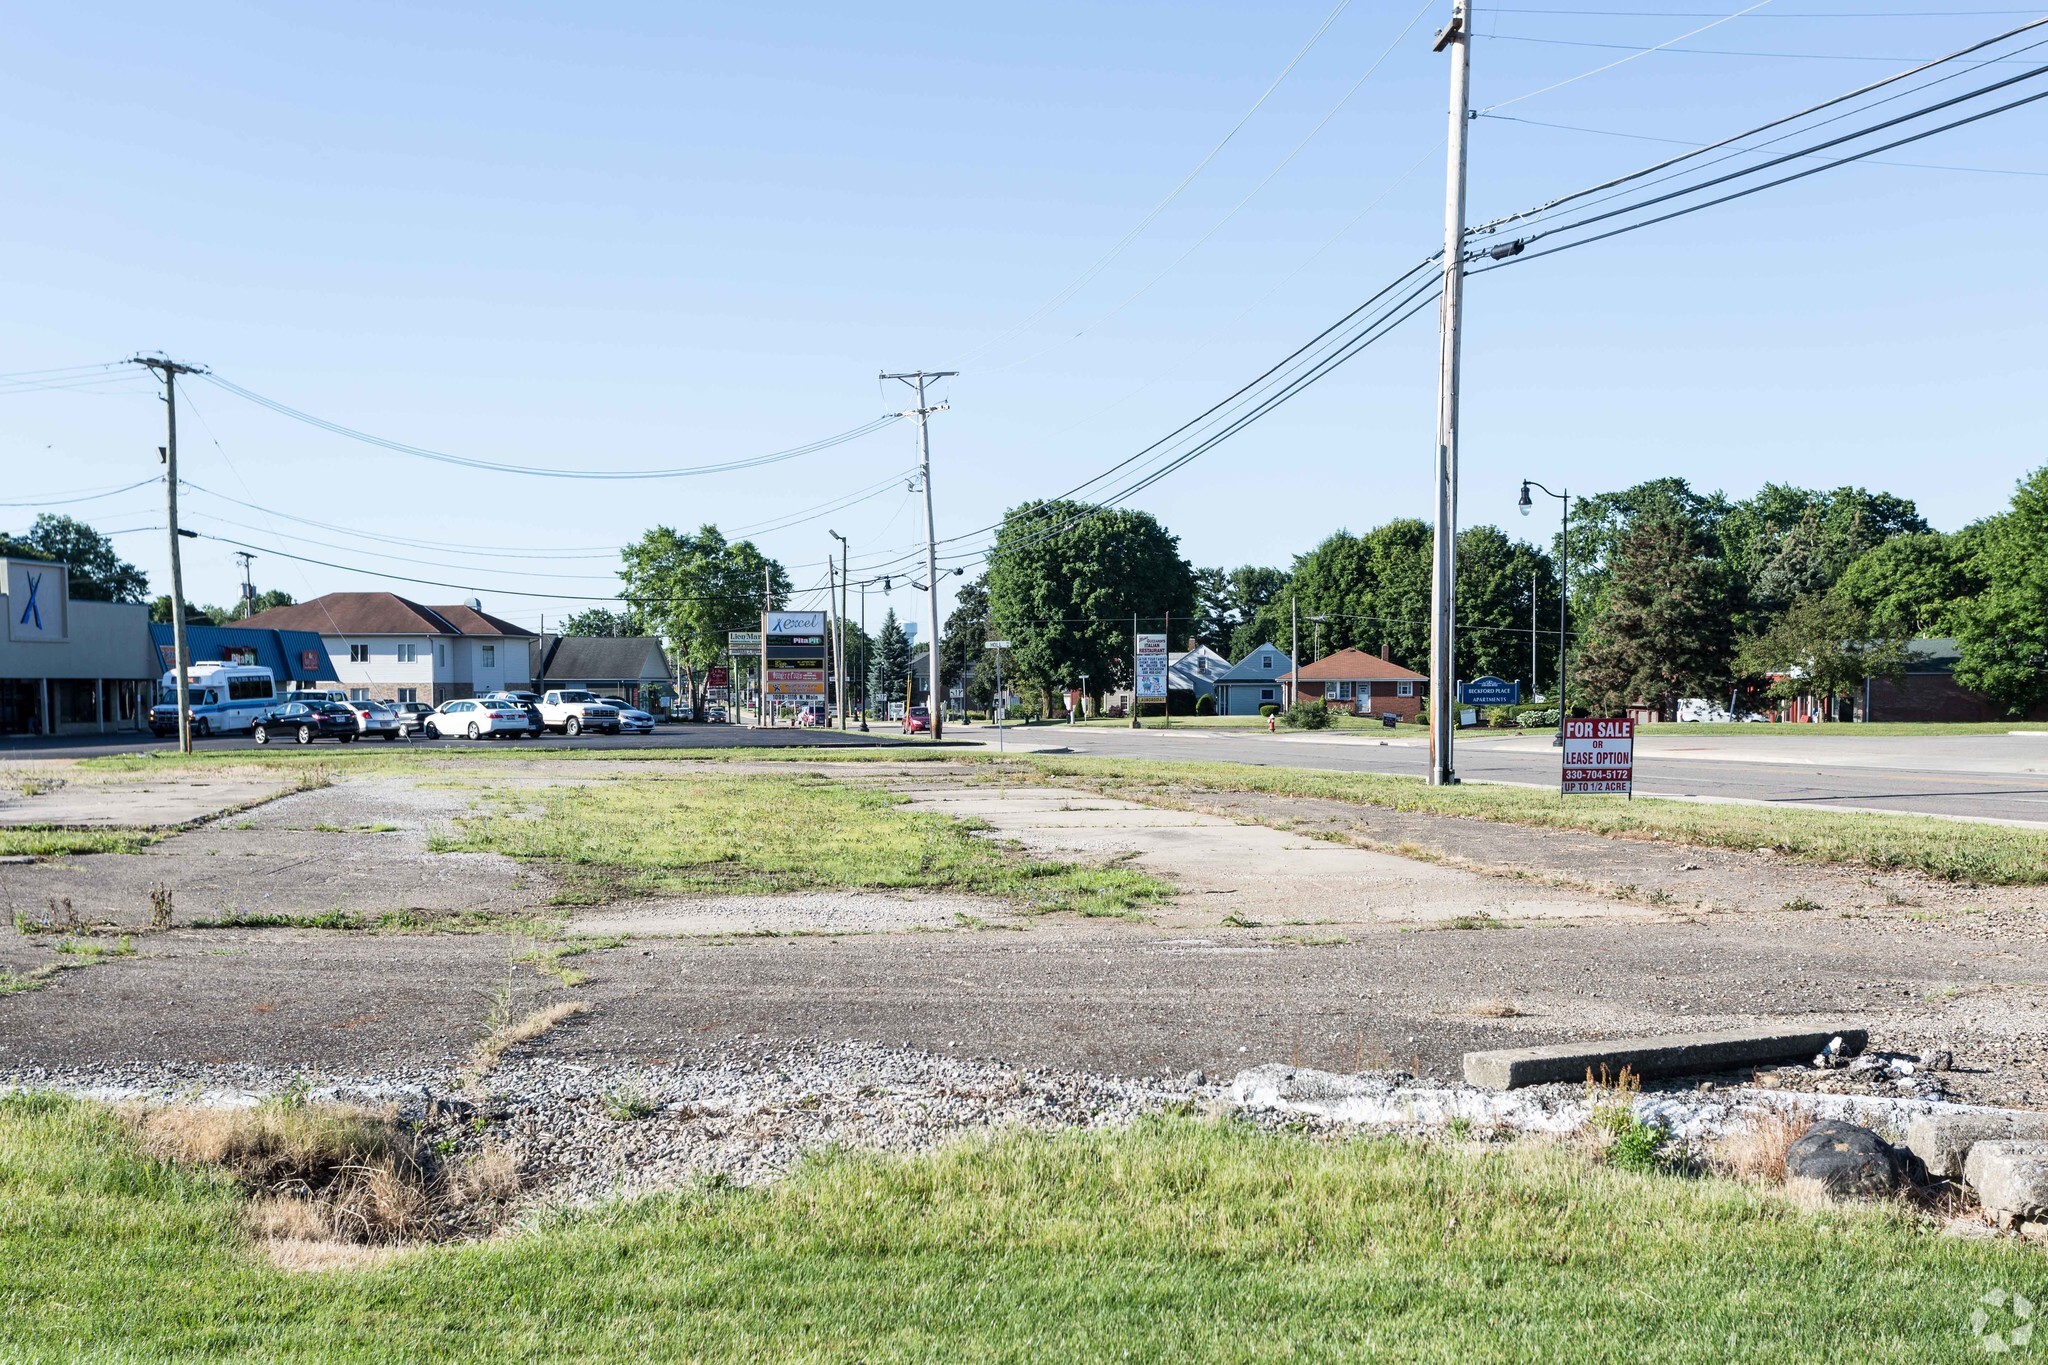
{"left": 150, "top": 663, "right": 277, "bottom": 738}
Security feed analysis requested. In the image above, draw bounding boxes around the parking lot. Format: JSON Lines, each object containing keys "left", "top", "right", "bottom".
{"left": 0, "top": 723, "right": 919, "bottom": 762}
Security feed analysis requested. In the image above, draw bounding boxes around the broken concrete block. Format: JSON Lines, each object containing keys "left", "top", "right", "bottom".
{"left": 1904, "top": 1112, "right": 2048, "bottom": 1179}
{"left": 1463, "top": 1026, "right": 1867, "bottom": 1090}
{"left": 1964, "top": 1141, "right": 2048, "bottom": 1226}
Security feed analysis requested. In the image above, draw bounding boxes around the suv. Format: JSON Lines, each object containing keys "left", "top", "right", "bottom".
{"left": 536, "top": 689, "right": 622, "bottom": 736}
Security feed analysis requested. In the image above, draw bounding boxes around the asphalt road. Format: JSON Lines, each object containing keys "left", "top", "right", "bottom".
{"left": 993, "top": 724, "right": 2048, "bottom": 825}
{"left": 0, "top": 724, "right": 917, "bottom": 762}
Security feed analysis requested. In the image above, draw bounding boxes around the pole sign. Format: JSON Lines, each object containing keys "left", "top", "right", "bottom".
{"left": 1456, "top": 675, "right": 1520, "bottom": 706}
{"left": 707, "top": 666, "right": 729, "bottom": 689}
{"left": 727, "top": 631, "right": 761, "bottom": 651}
{"left": 761, "top": 611, "right": 827, "bottom": 699}
{"left": 1135, "top": 633, "right": 1169, "bottom": 699}
{"left": 1561, "top": 718, "right": 1633, "bottom": 796}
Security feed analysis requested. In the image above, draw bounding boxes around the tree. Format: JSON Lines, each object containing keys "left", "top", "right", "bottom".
{"left": 0, "top": 515, "right": 148, "bottom": 602}
{"left": 983, "top": 501, "right": 1196, "bottom": 710}
{"left": 1454, "top": 526, "right": 1557, "bottom": 687}
{"left": 220, "top": 589, "right": 294, "bottom": 622}
{"left": 869, "top": 609, "right": 912, "bottom": 711}
{"left": 149, "top": 596, "right": 215, "bottom": 626}
{"left": 1954, "top": 466, "right": 2048, "bottom": 716}
{"left": 1562, "top": 478, "right": 1728, "bottom": 623}
{"left": 1833, "top": 530, "right": 1984, "bottom": 639}
{"left": 619, "top": 525, "right": 789, "bottom": 715}
{"left": 560, "top": 607, "right": 639, "bottom": 637}
{"left": 1574, "top": 513, "right": 1735, "bottom": 718}
{"left": 1736, "top": 592, "right": 1911, "bottom": 714}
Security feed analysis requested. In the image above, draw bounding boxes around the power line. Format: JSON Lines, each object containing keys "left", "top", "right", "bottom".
{"left": 1485, "top": 6, "right": 2042, "bottom": 16}
{"left": 1480, "top": 109, "right": 2048, "bottom": 175}
{"left": 0, "top": 476, "right": 164, "bottom": 509}
{"left": 1479, "top": 0, "right": 1778, "bottom": 113}
{"left": 204, "top": 373, "right": 902, "bottom": 479}
{"left": 1481, "top": 32, "right": 2046, "bottom": 62}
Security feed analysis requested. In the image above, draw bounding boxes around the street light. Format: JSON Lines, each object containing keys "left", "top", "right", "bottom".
{"left": 1519, "top": 479, "right": 1570, "bottom": 747}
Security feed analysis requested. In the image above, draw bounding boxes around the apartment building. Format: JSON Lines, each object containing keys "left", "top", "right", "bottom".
{"left": 239, "top": 593, "right": 536, "bottom": 704}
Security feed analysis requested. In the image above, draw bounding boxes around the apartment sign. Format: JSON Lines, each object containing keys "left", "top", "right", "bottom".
{"left": 1561, "top": 718, "right": 1633, "bottom": 796}
{"left": 1135, "top": 633, "right": 1168, "bottom": 699}
{"left": 6, "top": 559, "right": 68, "bottom": 643}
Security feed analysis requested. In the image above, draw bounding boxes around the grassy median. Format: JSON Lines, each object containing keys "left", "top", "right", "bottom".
{"left": 430, "top": 771, "right": 1170, "bottom": 917}
{"left": 0, "top": 1093, "right": 2032, "bottom": 1362}
{"left": 1017, "top": 755, "right": 2048, "bottom": 886}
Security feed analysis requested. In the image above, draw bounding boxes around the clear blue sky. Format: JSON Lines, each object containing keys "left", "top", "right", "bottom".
{"left": 2, "top": 1, "right": 2043, "bottom": 635}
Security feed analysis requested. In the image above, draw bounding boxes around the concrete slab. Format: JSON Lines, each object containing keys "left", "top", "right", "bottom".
{"left": 1464, "top": 1025, "right": 1869, "bottom": 1090}
{"left": 0, "top": 772, "right": 298, "bottom": 829}
{"left": 897, "top": 785, "right": 1652, "bottom": 928}
{"left": 1903, "top": 1110, "right": 2048, "bottom": 1178}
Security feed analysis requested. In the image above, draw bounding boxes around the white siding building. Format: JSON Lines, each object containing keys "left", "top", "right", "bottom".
{"left": 241, "top": 593, "right": 536, "bottom": 704}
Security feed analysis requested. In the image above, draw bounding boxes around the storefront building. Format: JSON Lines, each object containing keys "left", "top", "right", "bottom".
{"left": 1, "top": 558, "right": 159, "bottom": 737}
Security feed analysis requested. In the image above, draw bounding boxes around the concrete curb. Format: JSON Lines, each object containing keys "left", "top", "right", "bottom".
{"left": 1464, "top": 1026, "right": 1868, "bottom": 1090}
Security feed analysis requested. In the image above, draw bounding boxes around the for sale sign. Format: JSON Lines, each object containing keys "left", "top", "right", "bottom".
{"left": 1561, "top": 718, "right": 1633, "bottom": 796}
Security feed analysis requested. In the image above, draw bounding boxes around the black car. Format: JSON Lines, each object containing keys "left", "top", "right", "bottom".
{"left": 252, "top": 700, "right": 361, "bottom": 745}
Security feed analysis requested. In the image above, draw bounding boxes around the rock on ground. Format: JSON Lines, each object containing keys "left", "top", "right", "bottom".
{"left": 1965, "top": 1140, "right": 2048, "bottom": 1228}
{"left": 1781, "top": 1120, "right": 1908, "bottom": 1199}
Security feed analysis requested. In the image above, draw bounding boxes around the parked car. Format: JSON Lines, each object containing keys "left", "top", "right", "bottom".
{"left": 342, "top": 699, "right": 402, "bottom": 741}
{"left": 392, "top": 701, "right": 436, "bottom": 736}
{"left": 481, "top": 691, "right": 546, "bottom": 737}
{"left": 902, "top": 705, "right": 930, "bottom": 734}
{"left": 425, "top": 697, "right": 533, "bottom": 740}
{"left": 704, "top": 704, "right": 727, "bottom": 723}
{"left": 596, "top": 697, "right": 655, "bottom": 734}
{"left": 536, "top": 689, "right": 622, "bottom": 736}
{"left": 252, "top": 700, "right": 360, "bottom": 746}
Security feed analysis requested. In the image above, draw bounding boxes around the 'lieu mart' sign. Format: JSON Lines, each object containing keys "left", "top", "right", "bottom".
{"left": 1561, "top": 718, "right": 1633, "bottom": 796}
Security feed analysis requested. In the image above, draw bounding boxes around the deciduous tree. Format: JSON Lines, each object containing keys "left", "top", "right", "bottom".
{"left": 619, "top": 525, "right": 788, "bottom": 714}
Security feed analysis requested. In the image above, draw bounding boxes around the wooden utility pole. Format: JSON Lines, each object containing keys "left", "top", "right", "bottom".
{"left": 130, "top": 354, "right": 208, "bottom": 754}
{"left": 1427, "top": 0, "right": 1472, "bottom": 786}
{"left": 881, "top": 370, "right": 956, "bottom": 740}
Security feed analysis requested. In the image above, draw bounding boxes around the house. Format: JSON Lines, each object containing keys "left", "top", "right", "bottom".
{"left": 536, "top": 635, "right": 674, "bottom": 708}
{"left": 1212, "top": 642, "right": 1294, "bottom": 716}
{"left": 238, "top": 593, "right": 536, "bottom": 704}
{"left": 1277, "top": 647, "right": 1429, "bottom": 721}
{"left": 148, "top": 624, "right": 337, "bottom": 690}
{"left": 1, "top": 557, "right": 158, "bottom": 736}
{"left": 1170, "top": 641, "right": 1231, "bottom": 703}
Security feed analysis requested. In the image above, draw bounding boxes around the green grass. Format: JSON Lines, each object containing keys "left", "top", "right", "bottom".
{"left": 1625, "top": 720, "right": 2045, "bottom": 737}
{"left": 430, "top": 772, "right": 1171, "bottom": 917}
{"left": 1015, "top": 754, "right": 2048, "bottom": 885}
{"left": 0, "top": 1095, "right": 2036, "bottom": 1361}
{"left": 0, "top": 827, "right": 151, "bottom": 857}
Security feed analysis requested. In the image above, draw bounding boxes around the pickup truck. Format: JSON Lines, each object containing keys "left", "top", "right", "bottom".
{"left": 536, "top": 689, "right": 622, "bottom": 736}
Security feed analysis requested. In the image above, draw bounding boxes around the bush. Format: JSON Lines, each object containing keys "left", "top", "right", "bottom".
{"left": 1517, "top": 709, "right": 1561, "bottom": 728}
{"left": 1282, "top": 700, "right": 1331, "bottom": 730}
{"left": 1194, "top": 694, "right": 1216, "bottom": 716}
{"left": 1484, "top": 706, "right": 1518, "bottom": 728}
{"left": 1258, "top": 704, "right": 1281, "bottom": 718}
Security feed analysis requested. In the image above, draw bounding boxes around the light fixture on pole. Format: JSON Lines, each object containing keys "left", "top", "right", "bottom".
{"left": 1519, "top": 478, "right": 1570, "bottom": 747}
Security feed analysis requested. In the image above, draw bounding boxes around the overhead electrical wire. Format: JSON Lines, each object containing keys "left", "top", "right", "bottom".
{"left": 1479, "top": 0, "right": 1779, "bottom": 113}
{"left": 1480, "top": 110, "right": 2048, "bottom": 176}
{"left": 204, "top": 373, "right": 901, "bottom": 480}
{"left": 0, "top": 476, "right": 163, "bottom": 509}
{"left": 1480, "top": 33, "right": 2046, "bottom": 63}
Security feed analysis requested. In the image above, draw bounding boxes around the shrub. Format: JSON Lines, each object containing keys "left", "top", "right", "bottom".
{"left": 1282, "top": 700, "right": 1332, "bottom": 730}
{"left": 1484, "top": 706, "right": 1518, "bottom": 728}
{"left": 1194, "top": 694, "right": 1216, "bottom": 716}
{"left": 1259, "top": 704, "right": 1281, "bottom": 718}
{"left": 1517, "top": 709, "right": 1561, "bottom": 728}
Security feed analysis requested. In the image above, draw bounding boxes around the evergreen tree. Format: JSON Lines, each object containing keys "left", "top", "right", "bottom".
{"left": 1574, "top": 513, "right": 1735, "bottom": 718}
{"left": 869, "top": 609, "right": 912, "bottom": 712}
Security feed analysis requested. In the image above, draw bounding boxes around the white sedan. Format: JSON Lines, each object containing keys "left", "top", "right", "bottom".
{"left": 598, "top": 697, "right": 655, "bottom": 733}
{"left": 425, "top": 697, "right": 533, "bottom": 740}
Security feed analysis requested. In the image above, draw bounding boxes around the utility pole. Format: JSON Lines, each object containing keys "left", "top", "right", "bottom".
{"left": 881, "top": 370, "right": 956, "bottom": 740}
{"left": 858, "top": 578, "right": 869, "bottom": 731}
{"left": 829, "top": 530, "right": 850, "bottom": 729}
{"left": 130, "top": 354, "right": 208, "bottom": 754}
{"left": 762, "top": 562, "right": 772, "bottom": 728}
{"left": 1529, "top": 570, "right": 1538, "bottom": 700}
{"left": 826, "top": 552, "right": 844, "bottom": 729}
{"left": 1427, "top": 0, "right": 1473, "bottom": 787}
{"left": 235, "top": 551, "right": 257, "bottom": 617}
{"left": 1290, "top": 597, "right": 1300, "bottom": 709}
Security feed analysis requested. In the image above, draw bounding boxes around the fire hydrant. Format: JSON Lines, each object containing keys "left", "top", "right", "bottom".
{"left": 1267, "top": 714, "right": 1277, "bottom": 733}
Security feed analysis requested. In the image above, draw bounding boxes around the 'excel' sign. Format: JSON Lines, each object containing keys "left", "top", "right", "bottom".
{"left": 1561, "top": 718, "right": 1633, "bottom": 796}
{"left": 6, "top": 559, "right": 68, "bottom": 643}
{"left": 762, "top": 610, "right": 828, "bottom": 700}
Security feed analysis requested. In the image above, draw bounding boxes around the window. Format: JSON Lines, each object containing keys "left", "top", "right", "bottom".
{"left": 481, "top": 645, "right": 496, "bottom": 667}
{"left": 1261, "top": 655, "right": 1273, "bottom": 670}
{"left": 227, "top": 676, "right": 272, "bottom": 702}
{"left": 396, "top": 688, "right": 417, "bottom": 704}
{"left": 397, "top": 643, "right": 417, "bottom": 663}
{"left": 1260, "top": 688, "right": 1275, "bottom": 702}
{"left": 350, "top": 688, "right": 369, "bottom": 701}
{"left": 349, "top": 644, "right": 369, "bottom": 663}
{"left": 1329, "top": 681, "right": 1351, "bottom": 701}
{"left": 1397, "top": 681, "right": 1414, "bottom": 698}
{"left": 57, "top": 679, "right": 99, "bottom": 724}
{"left": 436, "top": 643, "right": 448, "bottom": 667}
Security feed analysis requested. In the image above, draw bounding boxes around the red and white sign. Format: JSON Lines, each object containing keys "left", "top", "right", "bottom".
{"left": 765, "top": 667, "right": 827, "bottom": 697}
{"left": 707, "top": 666, "right": 729, "bottom": 689}
{"left": 1561, "top": 718, "right": 1634, "bottom": 796}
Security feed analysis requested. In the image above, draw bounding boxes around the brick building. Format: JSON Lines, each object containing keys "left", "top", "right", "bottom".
{"left": 1277, "top": 647, "right": 1429, "bottom": 720}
